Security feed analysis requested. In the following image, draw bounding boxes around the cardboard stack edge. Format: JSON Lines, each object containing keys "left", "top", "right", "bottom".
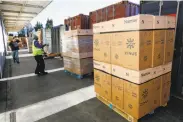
{"left": 62, "top": 29, "right": 94, "bottom": 76}
{"left": 93, "top": 14, "right": 175, "bottom": 34}
{"left": 93, "top": 14, "right": 175, "bottom": 120}
{"left": 94, "top": 60, "right": 172, "bottom": 84}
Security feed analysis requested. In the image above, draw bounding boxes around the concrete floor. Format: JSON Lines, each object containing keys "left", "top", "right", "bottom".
{"left": 0, "top": 53, "right": 183, "bottom": 122}
{"left": 38, "top": 97, "right": 183, "bottom": 122}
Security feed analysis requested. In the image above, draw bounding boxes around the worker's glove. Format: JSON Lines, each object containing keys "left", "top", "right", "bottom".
{"left": 42, "top": 44, "right": 47, "bottom": 48}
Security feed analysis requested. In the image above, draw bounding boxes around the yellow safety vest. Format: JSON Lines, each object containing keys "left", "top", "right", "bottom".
{"left": 32, "top": 40, "right": 44, "bottom": 56}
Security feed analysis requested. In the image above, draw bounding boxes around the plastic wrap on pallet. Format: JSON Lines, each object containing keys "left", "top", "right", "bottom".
{"left": 63, "top": 57, "right": 93, "bottom": 75}
{"left": 62, "top": 35, "right": 93, "bottom": 59}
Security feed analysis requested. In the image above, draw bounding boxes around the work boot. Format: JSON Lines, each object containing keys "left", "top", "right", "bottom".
{"left": 35, "top": 72, "right": 41, "bottom": 76}
{"left": 41, "top": 72, "right": 48, "bottom": 75}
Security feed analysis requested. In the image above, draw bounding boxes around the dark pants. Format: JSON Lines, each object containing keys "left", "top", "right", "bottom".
{"left": 34, "top": 55, "right": 45, "bottom": 73}
{"left": 12, "top": 50, "right": 19, "bottom": 62}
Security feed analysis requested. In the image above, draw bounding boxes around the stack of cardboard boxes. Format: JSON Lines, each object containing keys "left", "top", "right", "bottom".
{"left": 93, "top": 14, "right": 175, "bottom": 120}
{"left": 62, "top": 29, "right": 93, "bottom": 75}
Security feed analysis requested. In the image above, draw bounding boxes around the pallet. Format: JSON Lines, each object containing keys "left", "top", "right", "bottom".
{"left": 96, "top": 94, "right": 168, "bottom": 122}
{"left": 44, "top": 53, "right": 62, "bottom": 59}
{"left": 96, "top": 94, "right": 138, "bottom": 122}
{"left": 64, "top": 70, "right": 93, "bottom": 79}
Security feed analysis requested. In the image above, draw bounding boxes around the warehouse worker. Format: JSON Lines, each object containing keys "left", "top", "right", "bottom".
{"left": 9, "top": 36, "right": 20, "bottom": 64}
{"left": 32, "top": 35, "right": 48, "bottom": 76}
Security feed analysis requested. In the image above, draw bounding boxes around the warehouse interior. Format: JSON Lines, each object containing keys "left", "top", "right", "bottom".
{"left": 0, "top": 1, "right": 183, "bottom": 122}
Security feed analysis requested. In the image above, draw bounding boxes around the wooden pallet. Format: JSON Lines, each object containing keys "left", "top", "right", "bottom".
{"left": 64, "top": 70, "right": 93, "bottom": 79}
{"left": 97, "top": 94, "right": 168, "bottom": 122}
{"left": 96, "top": 94, "right": 138, "bottom": 122}
{"left": 44, "top": 53, "right": 61, "bottom": 59}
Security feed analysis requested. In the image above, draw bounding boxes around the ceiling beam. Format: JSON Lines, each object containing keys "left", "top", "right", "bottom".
{"left": 2, "top": 15, "right": 34, "bottom": 18}
{"left": 5, "top": 19, "right": 29, "bottom": 21}
{"left": 6, "top": 26, "right": 23, "bottom": 29}
{"left": 1, "top": 10, "right": 37, "bottom": 15}
{"left": 0, "top": 1, "right": 44, "bottom": 8}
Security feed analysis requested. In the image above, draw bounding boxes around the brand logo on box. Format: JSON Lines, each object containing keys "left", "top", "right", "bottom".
{"left": 95, "top": 75, "right": 100, "bottom": 82}
{"left": 141, "top": 72, "right": 150, "bottom": 77}
{"left": 146, "top": 40, "right": 152, "bottom": 45}
{"left": 124, "top": 19, "right": 137, "bottom": 24}
{"left": 94, "top": 39, "right": 99, "bottom": 46}
{"left": 126, "top": 38, "right": 135, "bottom": 49}
{"left": 142, "top": 89, "right": 148, "bottom": 99}
{"left": 158, "top": 54, "right": 161, "bottom": 59}
{"left": 161, "top": 40, "right": 164, "bottom": 44}
{"left": 144, "top": 56, "right": 148, "bottom": 61}
{"left": 104, "top": 53, "right": 107, "bottom": 57}
{"left": 125, "top": 52, "right": 137, "bottom": 56}
{"left": 115, "top": 54, "right": 119, "bottom": 59}
{"left": 128, "top": 104, "right": 133, "bottom": 109}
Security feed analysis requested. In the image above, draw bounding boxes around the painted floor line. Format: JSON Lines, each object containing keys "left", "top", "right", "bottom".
{"left": 6, "top": 54, "right": 33, "bottom": 59}
{"left": 0, "top": 67, "right": 64, "bottom": 81}
{"left": 7, "top": 49, "right": 28, "bottom": 53}
{"left": 0, "top": 85, "right": 95, "bottom": 122}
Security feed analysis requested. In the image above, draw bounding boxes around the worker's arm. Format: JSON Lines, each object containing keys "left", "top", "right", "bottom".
{"left": 34, "top": 40, "right": 43, "bottom": 49}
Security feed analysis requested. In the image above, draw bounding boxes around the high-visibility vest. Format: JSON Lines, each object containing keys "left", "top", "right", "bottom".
{"left": 32, "top": 40, "right": 43, "bottom": 56}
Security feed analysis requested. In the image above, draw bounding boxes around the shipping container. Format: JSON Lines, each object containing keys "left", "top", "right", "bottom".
{"left": 89, "top": 12, "right": 96, "bottom": 29}
{"left": 101, "top": 7, "right": 107, "bottom": 22}
{"left": 65, "top": 14, "right": 90, "bottom": 30}
{"left": 107, "top": 5, "right": 115, "bottom": 20}
{"left": 51, "top": 25, "right": 64, "bottom": 53}
{"left": 114, "top": 2, "right": 126, "bottom": 19}
{"left": 96, "top": 9, "right": 102, "bottom": 23}
{"left": 89, "top": 0, "right": 140, "bottom": 25}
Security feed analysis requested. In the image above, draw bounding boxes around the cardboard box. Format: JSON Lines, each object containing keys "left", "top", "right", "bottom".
{"left": 94, "top": 69, "right": 103, "bottom": 96}
{"left": 152, "top": 65, "right": 163, "bottom": 78}
{"left": 160, "top": 72, "right": 171, "bottom": 106}
{"left": 152, "top": 30, "right": 165, "bottom": 67}
{"left": 64, "top": 29, "right": 93, "bottom": 37}
{"left": 124, "top": 80, "right": 151, "bottom": 119}
{"left": 93, "top": 14, "right": 154, "bottom": 33}
{"left": 94, "top": 60, "right": 111, "bottom": 74}
{"left": 162, "top": 62, "right": 172, "bottom": 74}
{"left": 94, "top": 69, "right": 112, "bottom": 101}
{"left": 164, "top": 29, "right": 175, "bottom": 64}
{"left": 113, "top": 31, "right": 153, "bottom": 70}
{"left": 93, "top": 21, "right": 113, "bottom": 33}
{"left": 112, "top": 76, "right": 124, "bottom": 111}
{"left": 165, "top": 16, "right": 176, "bottom": 28}
{"left": 93, "top": 22, "right": 103, "bottom": 34}
{"left": 124, "top": 77, "right": 161, "bottom": 119}
{"left": 119, "top": 14, "right": 154, "bottom": 31}
{"left": 112, "top": 64, "right": 154, "bottom": 84}
{"left": 112, "top": 63, "right": 170, "bottom": 84}
{"left": 62, "top": 35, "right": 93, "bottom": 59}
{"left": 93, "top": 33, "right": 111, "bottom": 63}
{"left": 150, "top": 77, "right": 161, "bottom": 111}
{"left": 63, "top": 57, "right": 93, "bottom": 75}
{"left": 103, "top": 71, "right": 112, "bottom": 101}
{"left": 111, "top": 32, "right": 125, "bottom": 66}
{"left": 153, "top": 16, "right": 166, "bottom": 29}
